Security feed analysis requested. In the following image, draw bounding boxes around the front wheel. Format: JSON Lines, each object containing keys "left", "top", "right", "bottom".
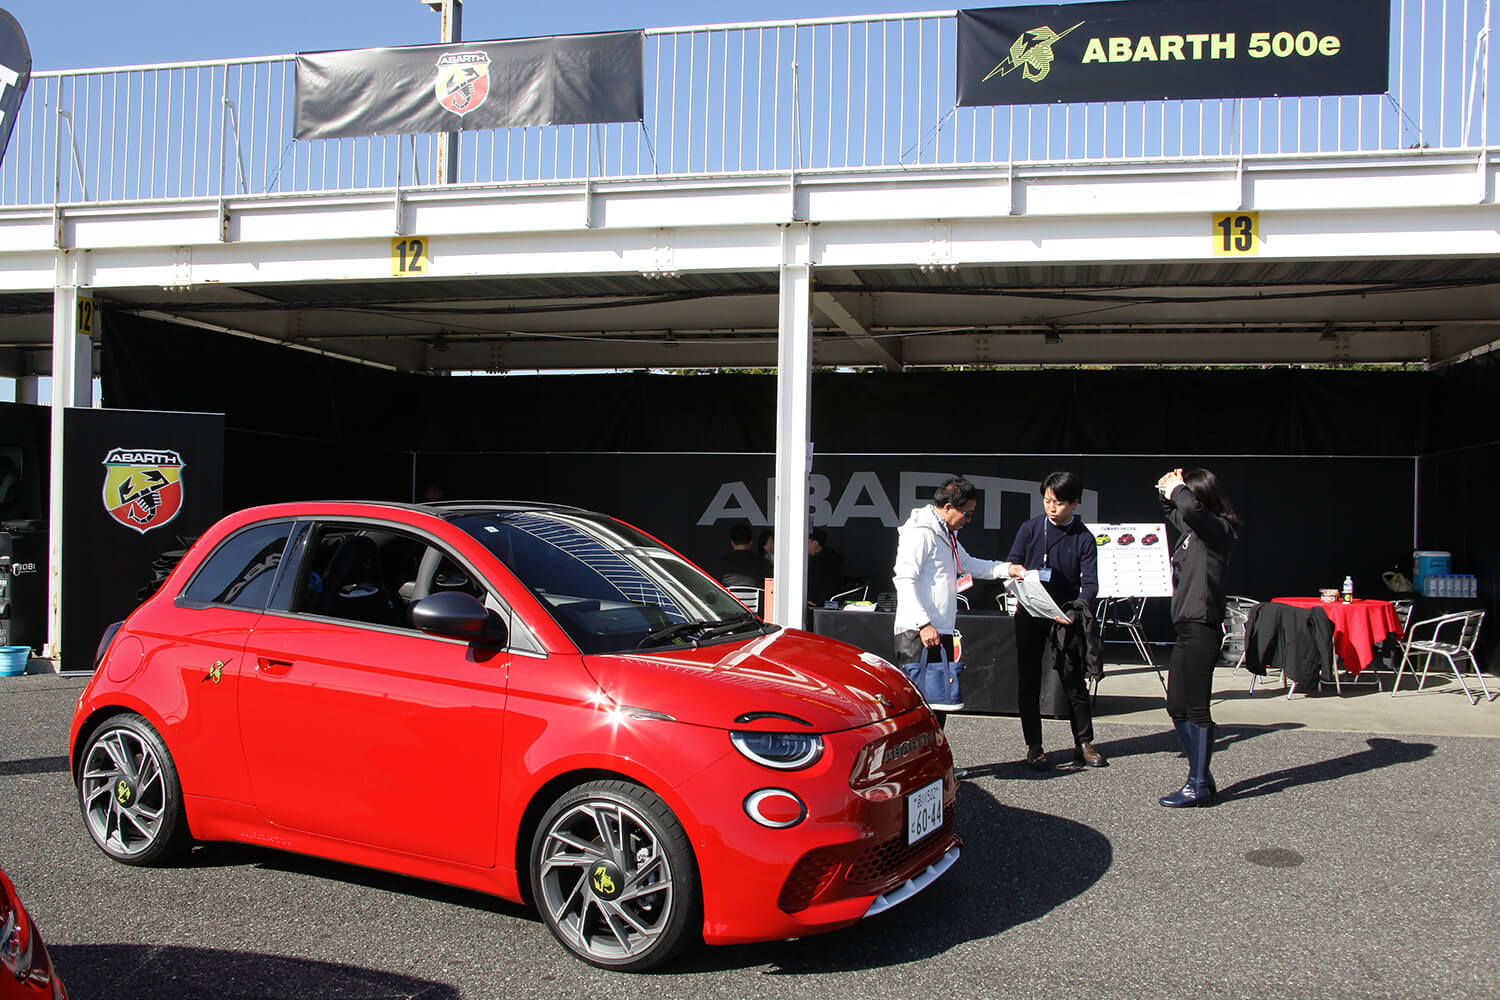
{"left": 530, "top": 779, "right": 701, "bottom": 971}
{"left": 78, "top": 712, "right": 190, "bottom": 866}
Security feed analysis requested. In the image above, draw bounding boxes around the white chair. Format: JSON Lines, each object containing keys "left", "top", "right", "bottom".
{"left": 726, "top": 585, "right": 763, "bottom": 616}
{"left": 1391, "top": 609, "right": 1492, "bottom": 705}
{"left": 1094, "top": 596, "right": 1164, "bottom": 698}
{"left": 1220, "top": 595, "right": 1259, "bottom": 673}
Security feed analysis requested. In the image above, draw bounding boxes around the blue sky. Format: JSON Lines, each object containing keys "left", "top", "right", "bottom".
{"left": 4, "top": 0, "right": 960, "bottom": 71}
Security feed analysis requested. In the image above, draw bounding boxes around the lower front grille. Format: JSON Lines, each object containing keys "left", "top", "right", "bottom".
{"left": 844, "top": 812, "right": 955, "bottom": 887}
{"left": 777, "top": 848, "right": 841, "bottom": 913}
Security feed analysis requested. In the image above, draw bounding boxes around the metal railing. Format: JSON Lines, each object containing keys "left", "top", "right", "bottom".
{"left": 1, "top": 0, "right": 1493, "bottom": 208}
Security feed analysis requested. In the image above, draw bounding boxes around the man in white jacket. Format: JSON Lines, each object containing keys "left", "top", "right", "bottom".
{"left": 893, "top": 477, "right": 1024, "bottom": 725}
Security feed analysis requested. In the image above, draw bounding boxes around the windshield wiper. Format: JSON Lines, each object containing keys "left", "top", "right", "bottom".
{"left": 636, "top": 617, "right": 747, "bottom": 648}
{"left": 695, "top": 615, "right": 765, "bottom": 641}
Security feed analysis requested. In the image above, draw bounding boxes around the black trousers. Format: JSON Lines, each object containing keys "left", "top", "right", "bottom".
{"left": 1166, "top": 620, "right": 1223, "bottom": 726}
{"left": 894, "top": 630, "right": 954, "bottom": 726}
{"left": 1014, "top": 610, "right": 1094, "bottom": 748}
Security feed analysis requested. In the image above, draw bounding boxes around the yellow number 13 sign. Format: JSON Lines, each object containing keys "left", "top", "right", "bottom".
{"left": 1212, "top": 213, "right": 1259, "bottom": 256}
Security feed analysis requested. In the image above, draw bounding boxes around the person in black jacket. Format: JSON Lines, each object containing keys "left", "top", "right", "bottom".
{"left": 1155, "top": 466, "right": 1240, "bottom": 807}
{"left": 1007, "top": 471, "right": 1104, "bottom": 770}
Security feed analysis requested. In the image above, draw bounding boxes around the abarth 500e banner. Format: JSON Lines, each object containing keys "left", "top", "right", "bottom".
{"left": 957, "top": 0, "right": 1390, "bottom": 107}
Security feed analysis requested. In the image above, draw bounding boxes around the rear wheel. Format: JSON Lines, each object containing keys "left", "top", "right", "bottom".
{"left": 78, "top": 713, "right": 190, "bottom": 866}
{"left": 530, "top": 779, "right": 700, "bottom": 971}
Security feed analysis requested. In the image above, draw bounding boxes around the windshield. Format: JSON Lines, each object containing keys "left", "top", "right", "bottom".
{"left": 450, "top": 509, "right": 766, "bottom": 654}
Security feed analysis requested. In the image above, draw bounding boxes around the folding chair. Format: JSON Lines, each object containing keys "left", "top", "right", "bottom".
{"left": 1093, "top": 596, "right": 1165, "bottom": 701}
{"left": 1391, "top": 609, "right": 1493, "bottom": 705}
{"left": 1220, "top": 595, "right": 1258, "bottom": 672}
{"left": 726, "top": 585, "right": 763, "bottom": 616}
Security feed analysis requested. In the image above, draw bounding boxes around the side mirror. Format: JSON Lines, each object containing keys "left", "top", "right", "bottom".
{"left": 410, "top": 591, "right": 507, "bottom": 645}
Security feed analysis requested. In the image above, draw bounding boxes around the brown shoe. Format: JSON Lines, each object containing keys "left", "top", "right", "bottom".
{"left": 1024, "top": 746, "right": 1053, "bottom": 771}
{"left": 1074, "top": 742, "right": 1107, "bottom": 768}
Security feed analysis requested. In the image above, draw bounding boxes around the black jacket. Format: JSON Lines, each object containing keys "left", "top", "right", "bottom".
{"left": 1040, "top": 599, "right": 1103, "bottom": 684}
{"left": 1245, "top": 601, "right": 1334, "bottom": 689}
{"left": 1159, "top": 485, "right": 1235, "bottom": 625}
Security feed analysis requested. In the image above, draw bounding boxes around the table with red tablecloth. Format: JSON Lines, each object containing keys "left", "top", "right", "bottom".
{"left": 1271, "top": 597, "right": 1405, "bottom": 675}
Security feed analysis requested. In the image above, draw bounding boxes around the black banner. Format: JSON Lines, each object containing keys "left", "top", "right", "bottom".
{"left": 294, "top": 31, "right": 644, "bottom": 141}
{"left": 957, "top": 0, "right": 1390, "bottom": 106}
{"left": 0, "top": 8, "right": 31, "bottom": 169}
{"left": 62, "top": 408, "right": 223, "bottom": 672}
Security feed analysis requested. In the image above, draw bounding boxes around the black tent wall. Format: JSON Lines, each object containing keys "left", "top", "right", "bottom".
{"left": 101, "top": 310, "right": 1497, "bottom": 673}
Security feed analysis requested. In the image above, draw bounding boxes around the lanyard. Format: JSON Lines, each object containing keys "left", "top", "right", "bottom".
{"left": 947, "top": 528, "right": 961, "bottom": 575}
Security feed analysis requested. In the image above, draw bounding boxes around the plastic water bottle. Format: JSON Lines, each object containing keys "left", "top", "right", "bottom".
{"left": 1342, "top": 575, "right": 1354, "bottom": 603}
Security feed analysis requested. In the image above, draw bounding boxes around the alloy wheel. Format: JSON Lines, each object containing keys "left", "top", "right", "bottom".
{"left": 535, "top": 796, "right": 677, "bottom": 964}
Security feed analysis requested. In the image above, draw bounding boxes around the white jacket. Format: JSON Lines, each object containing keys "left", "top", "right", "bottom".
{"left": 892, "top": 503, "right": 1015, "bottom": 635}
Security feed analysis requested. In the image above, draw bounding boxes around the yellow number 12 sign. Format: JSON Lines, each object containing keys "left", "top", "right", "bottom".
{"left": 391, "top": 237, "right": 429, "bottom": 276}
{"left": 1212, "top": 213, "right": 1259, "bottom": 256}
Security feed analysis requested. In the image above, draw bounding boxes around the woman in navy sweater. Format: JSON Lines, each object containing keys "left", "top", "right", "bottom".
{"left": 1006, "top": 471, "right": 1103, "bottom": 770}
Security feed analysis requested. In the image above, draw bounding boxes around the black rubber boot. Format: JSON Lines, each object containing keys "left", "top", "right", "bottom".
{"left": 1159, "top": 721, "right": 1217, "bottom": 807}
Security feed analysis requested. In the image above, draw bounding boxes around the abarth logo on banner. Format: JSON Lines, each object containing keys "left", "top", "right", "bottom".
{"left": 435, "top": 51, "right": 490, "bottom": 117}
{"left": 983, "top": 20, "right": 1085, "bottom": 84}
{"left": 102, "top": 448, "right": 184, "bottom": 535}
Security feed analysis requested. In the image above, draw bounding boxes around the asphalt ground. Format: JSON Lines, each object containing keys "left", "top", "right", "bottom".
{"left": 2, "top": 670, "right": 1497, "bottom": 1000}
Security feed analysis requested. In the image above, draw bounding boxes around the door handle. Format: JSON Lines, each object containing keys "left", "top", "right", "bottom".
{"left": 256, "top": 657, "right": 293, "bottom": 676}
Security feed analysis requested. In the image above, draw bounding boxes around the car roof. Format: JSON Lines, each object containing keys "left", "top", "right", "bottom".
{"left": 230, "top": 499, "right": 593, "bottom": 520}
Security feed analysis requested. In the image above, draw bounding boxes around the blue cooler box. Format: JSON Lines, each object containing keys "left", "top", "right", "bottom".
{"left": 1413, "top": 550, "right": 1451, "bottom": 591}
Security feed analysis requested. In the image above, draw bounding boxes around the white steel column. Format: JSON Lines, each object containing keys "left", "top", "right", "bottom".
{"left": 45, "top": 254, "right": 93, "bottom": 664}
{"left": 770, "top": 225, "right": 813, "bottom": 628}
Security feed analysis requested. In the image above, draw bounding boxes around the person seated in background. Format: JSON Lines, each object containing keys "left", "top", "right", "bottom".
{"left": 756, "top": 528, "right": 775, "bottom": 564}
{"left": 807, "top": 527, "right": 845, "bottom": 605}
{"left": 716, "top": 522, "right": 771, "bottom": 588}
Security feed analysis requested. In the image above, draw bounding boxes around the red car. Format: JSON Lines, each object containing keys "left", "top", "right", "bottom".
{"left": 70, "top": 501, "right": 958, "bottom": 971}
{"left": 0, "top": 864, "right": 68, "bottom": 999}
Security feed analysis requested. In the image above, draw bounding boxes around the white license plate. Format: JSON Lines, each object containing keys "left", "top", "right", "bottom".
{"left": 906, "top": 778, "right": 943, "bottom": 845}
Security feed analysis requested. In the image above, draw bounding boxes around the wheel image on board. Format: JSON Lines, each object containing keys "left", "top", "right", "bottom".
{"left": 77, "top": 712, "right": 190, "bottom": 866}
{"left": 530, "top": 779, "right": 701, "bottom": 970}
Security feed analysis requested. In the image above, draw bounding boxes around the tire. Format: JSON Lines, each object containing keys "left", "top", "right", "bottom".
{"left": 529, "top": 779, "right": 701, "bottom": 971}
{"left": 77, "top": 712, "right": 191, "bottom": 866}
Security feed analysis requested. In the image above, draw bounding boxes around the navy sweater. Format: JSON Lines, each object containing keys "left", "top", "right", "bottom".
{"left": 1007, "top": 514, "right": 1099, "bottom": 607}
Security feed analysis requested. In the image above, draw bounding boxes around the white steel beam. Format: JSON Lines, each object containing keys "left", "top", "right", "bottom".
{"left": 46, "top": 256, "right": 93, "bottom": 665}
{"left": 814, "top": 291, "right": 903, "bottom": 371}
{"left": 770, "top": 227, "right": 813, "bottom": 628}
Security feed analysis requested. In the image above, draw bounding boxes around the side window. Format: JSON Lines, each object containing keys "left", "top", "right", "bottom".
{"left": 291, "top": 524, "right": 426, "bottom": 629}
{"left": 180, "top": 521, "right": 294, "bottom": 609}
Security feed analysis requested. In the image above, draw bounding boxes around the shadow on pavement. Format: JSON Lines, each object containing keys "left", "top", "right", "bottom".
{"left": 48, "top": 943, "right": 460, "bottom": 1000}
{"left": 0, "top": 755, "right": 69, "bottom": 777}
{"left": 171, "top": 843, "right": 536, "bottom": 922}
{"left": 679, "top": 781, "right": 1111, "bottom": 974}
{"left": 959, "top": 722, "right": 1306, "bottom": 778}
{"left": 1219, "top": 736, "right": 1437, "bottom": 801}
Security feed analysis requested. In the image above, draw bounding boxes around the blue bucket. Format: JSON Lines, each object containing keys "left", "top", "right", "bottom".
{"left": 0, "top": 646, "right": 31, "bottom": 676}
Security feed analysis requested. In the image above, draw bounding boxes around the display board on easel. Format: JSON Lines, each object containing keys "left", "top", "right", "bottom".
{"left": 1088, "top": 522, "right": 1172, "bottom": 598}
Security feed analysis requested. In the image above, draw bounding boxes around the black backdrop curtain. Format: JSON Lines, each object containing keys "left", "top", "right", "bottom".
{"left": 102, "top": 310, "right": 1498, "bottom": 671}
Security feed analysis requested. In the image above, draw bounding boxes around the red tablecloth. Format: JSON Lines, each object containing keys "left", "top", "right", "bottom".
{"left": 1272, "top": 597, "right": 1405, "bottom": 675}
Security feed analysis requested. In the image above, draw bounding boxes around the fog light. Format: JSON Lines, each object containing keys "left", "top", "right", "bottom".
{"left": 744, "top": 788, "right": 806, "bottom": 829}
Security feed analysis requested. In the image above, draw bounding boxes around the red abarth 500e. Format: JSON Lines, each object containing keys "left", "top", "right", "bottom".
{"left": 70, "top": 501, "right": 959, "bottom": 971}
{"left": 1, "top": 864, "right": 67, "bottom": 999}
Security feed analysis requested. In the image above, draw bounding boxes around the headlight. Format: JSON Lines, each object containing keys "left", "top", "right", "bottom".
{"left": 729, "top": 731, "right": 824, "bottom": 770}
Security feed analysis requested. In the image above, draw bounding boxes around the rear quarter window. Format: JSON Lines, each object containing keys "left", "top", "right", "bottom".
{"left": 179, "top": 521, "right": 294, "bottom": 609}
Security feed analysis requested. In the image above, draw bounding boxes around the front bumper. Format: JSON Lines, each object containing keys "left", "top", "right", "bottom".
{"left": 684, "top": 711, "right": 960, "bottom": 946}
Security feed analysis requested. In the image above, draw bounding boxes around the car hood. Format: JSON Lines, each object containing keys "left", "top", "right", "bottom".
{"left": 583, "top": 627, "right": 922, "bottom": 732}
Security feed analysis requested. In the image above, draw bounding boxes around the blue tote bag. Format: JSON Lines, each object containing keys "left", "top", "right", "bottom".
{"left": 903, "top": 645, "right": 965, "bottom": 712}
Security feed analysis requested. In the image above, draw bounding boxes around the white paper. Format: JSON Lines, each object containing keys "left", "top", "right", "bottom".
{"left": 1005, "top": 571, "right": 1068, "bottom": 620}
